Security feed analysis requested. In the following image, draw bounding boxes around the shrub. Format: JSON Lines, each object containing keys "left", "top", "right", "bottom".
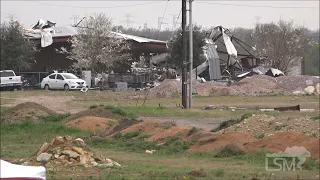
{"left": 214, "top": 144, "right": 246, "bottom": 157}
{"left": 89, "top": 104, "right": 98, "bottom": 109}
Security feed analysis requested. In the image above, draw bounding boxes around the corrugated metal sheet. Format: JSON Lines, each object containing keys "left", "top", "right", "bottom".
{"left": 25, "top": 26, "right": 166, "bottom": 44}
{"left": 204, "top": 39, "right": 221, "bottom": 80}
{"left": 151, "top": 53, "right": 168, "bottom": 64}
{"left": 24, "top": 26, "right": 78, "bottom": 39}
{"left": 110, "top": 32, "right": 166, "bottom": 44}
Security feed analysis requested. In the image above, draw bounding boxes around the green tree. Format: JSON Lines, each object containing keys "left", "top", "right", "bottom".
{"left": 166, "top": 25, "right": 207, "bottom": 69}
{"left": 0, "top": 17, "right": 37, "bottom": 71}
{"left": 304, "top": 43, "right": 319, "bottom": 76}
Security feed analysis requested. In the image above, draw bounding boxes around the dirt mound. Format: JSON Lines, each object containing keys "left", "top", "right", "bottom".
{"left": 120, "top": 120, "right": 212, "bottom": 142}
{"left": 63, "top": 106, "right": 124, "bottom": 123}
{"left": 188, "top": 132, "right": 255, "bottom": 152}
{"left": 219, "top": 114, "right": 320, "bottom": 138}
{"left": 98, "top": 119, "right": 142, "bottom": 137}
{"left": 65, "top": 116, "right": 115, "bottom": 131}
{"left": 244, "top": 131, "right": 320, "bottom": 160}
{"left": 3, "top": 102, "right": 55, "bottom": 123}
{"left": 121, "top": 120, "right": 175, "bottom": 135}
{"left": 26, "top": 136, "right": 121, "bottom": 168}
{"left": 148, "top": 79, "right": 181, "bottom": 98}
{"left": 233, "top": 75, "right": 286, "bottom": 96}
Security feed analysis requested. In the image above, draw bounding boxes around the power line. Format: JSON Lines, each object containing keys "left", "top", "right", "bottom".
{"left": 155, "top": 0, "right": 170, "bottom": 38}
{"left": 195, "top": 1, "right": 318, "bottom": 9}
{"left": 159, "top": 0, "right": 170, "bottom": 31}
{"left": 26, "top": 1, "right": 165, "bottom": 9}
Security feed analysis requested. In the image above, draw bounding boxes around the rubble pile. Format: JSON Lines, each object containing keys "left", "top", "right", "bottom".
{"left": 168, "top": 75, "right": 320, "bottom": 97}
{"left": 26, "top": 136, "right": 121, "bottom": 168}
{"left": 218, "top": 114, "right": 320, "bottom": 138}
{"left": 147, "top": 79, "right": 182, "bottom": 98}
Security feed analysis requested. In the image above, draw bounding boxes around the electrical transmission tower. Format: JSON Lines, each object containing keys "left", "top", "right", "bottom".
{"left": 157, "top": 17, "right": 168, "bottom": 30}
{"left": 169, "top": 14, "right": 178, "bottom": 30}
{"left": 121, "top": 13, "right": 137, "bottom": 28}
{"left": 70, "top": 15, "right": 80, "bottom": 26}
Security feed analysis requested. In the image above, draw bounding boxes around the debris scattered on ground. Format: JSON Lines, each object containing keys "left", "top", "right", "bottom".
{"left": 65, "top": 116, "right": 115, "bottom": 131}
{"left": 244, "top": 131, "right": 320, "bottom": 160}
{"left": 218, "top": 114, "right": 320, "bottom": 138}
{"left": 2, "top": 102, "right": 55, "bottom": 124}
{"left": 26, "top": 136, "right": 121, "bottom": 168}
{"left": 145, "top": 150, "right": 156, "bottom": 154}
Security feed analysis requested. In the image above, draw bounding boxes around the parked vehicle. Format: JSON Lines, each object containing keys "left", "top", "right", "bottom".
{"left": 0, "top": 159, "right": 46, "bottom": 180}
{"left": 40, "top": 72, "right": 87, "bottom": 90}
{"left": 0, "top": 70, "right": 23, "bottom": 91}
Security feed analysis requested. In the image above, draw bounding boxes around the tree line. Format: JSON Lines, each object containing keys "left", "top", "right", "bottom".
{"left": 1, "top": 13, "right": 319, "bottom": 77}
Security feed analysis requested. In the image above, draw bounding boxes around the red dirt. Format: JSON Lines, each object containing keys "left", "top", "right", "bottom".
{"left": 244, "top": 131, "right": 320, "bottom": 160}
{"left": 188, "top": 132, "right": 256, "bottom": 152}
{"left": 147, "top": 126, "right": 190, "bottom": 142}
{"left": 121, "top": 120, "right": 176, "bottom": 135}
{"left": 65, "top": 116, "right": 115, "bottom": 131}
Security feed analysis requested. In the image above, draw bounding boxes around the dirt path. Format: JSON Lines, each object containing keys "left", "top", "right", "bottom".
{"left": 141, "top": 116, "right": 228, "bottom": 131}
{"left": 2, "top": 95, "right": 86, "bottom": 114}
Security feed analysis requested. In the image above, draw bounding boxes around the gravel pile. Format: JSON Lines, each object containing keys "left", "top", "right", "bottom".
{"left": 26, "top": 136, "right": 121, "bottom": 168}
{"left": 232, "top": 75, "right": 287, "bottom": 96}
{"left": 148, "top": 75, "right": 319, "bottom": 97}
{"left": 275, "top": 75, "right": 320, "bottom": 92}
{"left": 219, "top": 114, "right": 320, "bottom": 138}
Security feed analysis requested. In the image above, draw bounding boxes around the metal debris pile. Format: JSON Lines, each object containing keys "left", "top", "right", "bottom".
{"left": 25, "top": 136, "right": 121, "bottom": 168}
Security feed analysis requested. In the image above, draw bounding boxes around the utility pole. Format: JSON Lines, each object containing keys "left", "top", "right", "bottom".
{"left": 182, "top": 0, "right": 188, "bottom": 109}
{"left": 188, "top": 0, "right": 193, "bottom": 109}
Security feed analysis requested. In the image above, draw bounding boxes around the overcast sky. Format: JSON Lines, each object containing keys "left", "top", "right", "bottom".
{"left": 1, "top": 1, "right": 319, "bottom": 30}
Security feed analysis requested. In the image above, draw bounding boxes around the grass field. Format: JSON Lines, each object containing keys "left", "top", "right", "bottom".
{"left": 0, "top": 90, "right": 319, "bottom": 179}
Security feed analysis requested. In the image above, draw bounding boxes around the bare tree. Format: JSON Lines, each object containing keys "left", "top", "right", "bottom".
{"left": 67, "top": 13, "right": 129, "bottom": 85}
{"left": 252, "top": 20, "right": 310, "bottom": 73}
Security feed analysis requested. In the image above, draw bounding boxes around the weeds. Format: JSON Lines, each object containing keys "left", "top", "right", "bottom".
{"left": 254, "top": 134, "right": 265, "bottom": 139}
{"left": 210, "top": 118, "right": 243, "bottom": 132}
{"left": 311, "top": 115, "right": 320, "bottom": 120}
{"left": 213, "top": 168, "right": 225, "bottom": 177}
{"left": 213, "top": 144, "right": 246, "bottom": 158}
{"left": 241, "top": 113, "right": 253, "bottom": 120}
{"left": 89, "top": 104, "right": 98, "bottom": 109}
{"left": 38, "top": 113, "right": 71, "bottom": 123}
{"left": 107, "top": 120, "right": 116, "bottom": 127}
{"left": 105, "top": 104, "right": 138, "bottom": 120}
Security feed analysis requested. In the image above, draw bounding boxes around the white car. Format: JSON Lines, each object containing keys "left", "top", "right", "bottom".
{"left": 41, "top": 73, "right": 87, "bottom": 90}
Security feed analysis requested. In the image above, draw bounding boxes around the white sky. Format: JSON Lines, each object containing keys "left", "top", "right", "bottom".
{"left": 1, "top": 1, "right": 319, "bottom": 30}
